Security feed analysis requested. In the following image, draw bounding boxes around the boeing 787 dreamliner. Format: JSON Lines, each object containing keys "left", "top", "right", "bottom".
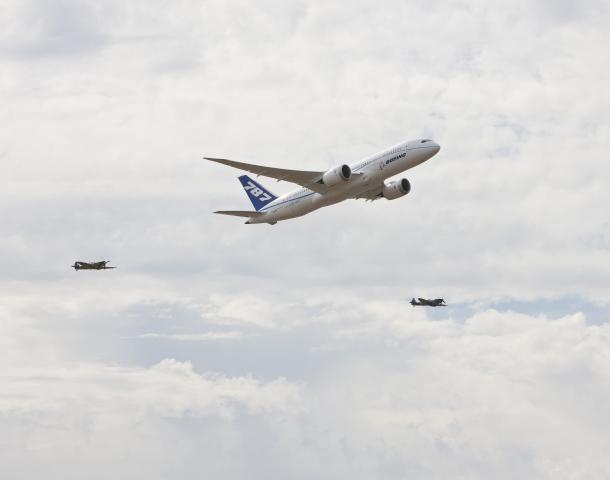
{"left": 206, "top": 138, "right": 440, "bottom": 224}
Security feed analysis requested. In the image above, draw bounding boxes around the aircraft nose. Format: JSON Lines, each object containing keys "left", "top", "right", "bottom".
{"left": 430, "top": 142, "right": 441, "bottom": 155}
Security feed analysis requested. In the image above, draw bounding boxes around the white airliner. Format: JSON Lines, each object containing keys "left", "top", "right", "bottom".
{"left": 206, "top": 138, "right": 440, "bottom": 224}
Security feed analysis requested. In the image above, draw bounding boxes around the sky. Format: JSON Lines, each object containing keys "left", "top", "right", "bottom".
{"left": 1, "top": 0, "right": 610, "bottom": 478}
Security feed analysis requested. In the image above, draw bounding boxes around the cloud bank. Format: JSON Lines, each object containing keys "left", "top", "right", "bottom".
{"left": 1, "top": 0, "right": 610, "bottom": 478}
{"left": 2, "top": 304, "right": 610, "bottom": 479}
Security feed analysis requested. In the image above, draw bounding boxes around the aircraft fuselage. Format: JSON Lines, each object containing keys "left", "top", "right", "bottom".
{"left": 246, "top": 139, "right": 440, "bottom": 224}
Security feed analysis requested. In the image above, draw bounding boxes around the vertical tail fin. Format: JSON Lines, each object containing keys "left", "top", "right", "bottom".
{"left": 238, "top": 175, "right": 278, "bottom": 211}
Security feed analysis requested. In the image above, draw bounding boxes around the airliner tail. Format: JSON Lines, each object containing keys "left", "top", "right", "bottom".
{"left": 238, "top": 175, "right": 277, "bottom": 211}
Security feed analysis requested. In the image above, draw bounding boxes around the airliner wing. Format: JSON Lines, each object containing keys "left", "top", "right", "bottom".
{"left": 205, "top": 157, "right": 328, "bottom": 193}
{"left": 353, "top": 184, "right": 384, "bottom": 201}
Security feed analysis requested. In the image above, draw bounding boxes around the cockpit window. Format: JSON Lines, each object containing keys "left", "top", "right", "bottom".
{"left": 421, "top": 139, "right": 432, "bottom": 143}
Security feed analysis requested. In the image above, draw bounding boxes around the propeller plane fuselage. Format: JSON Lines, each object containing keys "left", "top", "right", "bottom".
{"left": 410, "top": 298, "right": 447, "bottom": 307}
{"left": 72, "top": 261, "right": 116, "bottom": 271}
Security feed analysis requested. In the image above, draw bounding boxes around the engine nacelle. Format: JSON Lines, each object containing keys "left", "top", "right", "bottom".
{"left": 382, "top": 178, "right": 411, "bottom": 200}
{"left": 321, "top": 164, "right": 351, "bottom": 186}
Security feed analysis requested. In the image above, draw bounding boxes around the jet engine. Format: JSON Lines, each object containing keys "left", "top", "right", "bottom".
{"left": 321, "top": 164, "right": 352, "bottom": 186}
{"left": 382, "top": 178, "right": 411, "bottom": 200}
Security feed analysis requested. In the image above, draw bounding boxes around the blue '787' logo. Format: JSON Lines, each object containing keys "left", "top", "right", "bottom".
{"left": 244, "top": 181, "right": 272, "bottom": 202}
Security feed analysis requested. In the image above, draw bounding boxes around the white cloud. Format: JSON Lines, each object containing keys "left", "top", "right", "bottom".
{"left": 0, "top": 358, "right": 302, "bottom": 419}
{"left": 2, "top": 0, "right": 610, "bottom": 477}
{"left": 136, "top": 331, "right": 244, "bottom": 341}
{"left": 2, "top": 305, "right": 610, "bottom": 478}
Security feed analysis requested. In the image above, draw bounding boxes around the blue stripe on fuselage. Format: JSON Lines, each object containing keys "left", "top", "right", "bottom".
{"left": 259, "top": 191, "right": 316, "bottom": 211}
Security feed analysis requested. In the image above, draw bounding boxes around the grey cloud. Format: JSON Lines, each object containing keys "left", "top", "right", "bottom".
{"left": 2, "top": 0, "right": 610, "bottom": 477}
{"left": 2, "top": 306, "right": 610, "bottom": 479}
{"left": 136, "top": 331, "right": 244, "bottom": 341}
{"left": 0, "top": 0, "right": 108, "bottom": 59}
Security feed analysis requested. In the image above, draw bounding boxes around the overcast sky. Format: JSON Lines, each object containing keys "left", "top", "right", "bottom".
{"left": 1, "top": 0, "right": 610, "bottom": 478}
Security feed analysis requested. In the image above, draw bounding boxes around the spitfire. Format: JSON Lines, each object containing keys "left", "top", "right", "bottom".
{"left": 72, "top": 261, "right": 116, "bottom": 271}
{"left": 410, "top": 298, "right": 447, "bottom": 307}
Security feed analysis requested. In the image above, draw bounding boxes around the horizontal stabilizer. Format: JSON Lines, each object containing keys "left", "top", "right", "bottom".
{"left": 214, "top": 210, "right": 264, "bottom": 218}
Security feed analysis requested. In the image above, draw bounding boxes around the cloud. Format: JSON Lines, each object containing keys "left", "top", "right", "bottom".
{"left": 2, "top": 0, "right": 610, "bottom": 477}
{"left": 2, "top": 306, "right": 610, "bottom": 478}
{"left": 136, "top": 331, "right": 244, "bottom": 341}
{"left": 0, "top": 358, "right": 302, "bottom": 420}
{"left": 0, "top": 0, "right": 109, "bottom": 59}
